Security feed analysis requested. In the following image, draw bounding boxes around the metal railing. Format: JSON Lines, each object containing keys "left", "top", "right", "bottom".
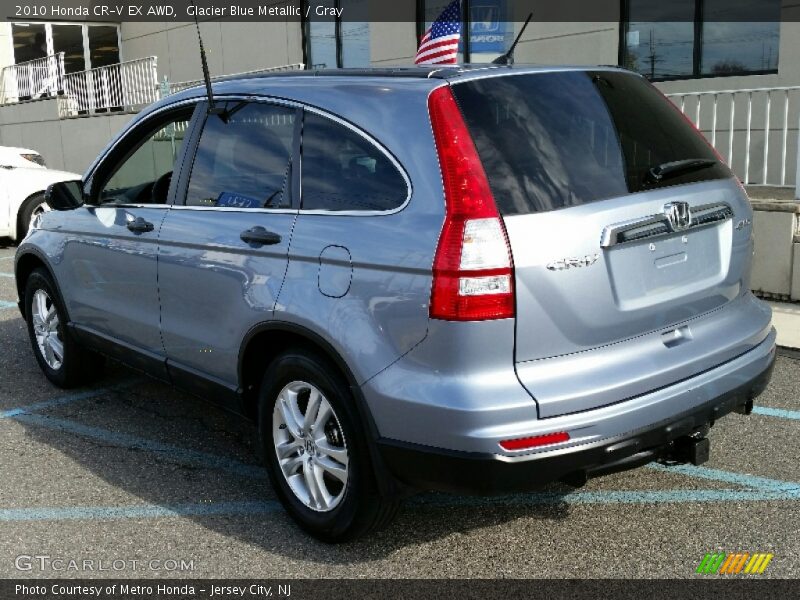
{"left": 666, "top": 87, "right": 800, "bottom": 198}
{"left": 167, "top": 63, "right": 305, "bottom": 95}
{"left": 58, "top": 56, "right": 159, "bottom": 117}
{"left": 0, "top": 52, "right": 66, "bottom": 104}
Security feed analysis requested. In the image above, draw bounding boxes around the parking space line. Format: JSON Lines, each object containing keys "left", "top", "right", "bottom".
{"left": 0, "top": 273, "right": 14, "bottom": 278}
{"left": 412, "top": 487, "right": 800, "bottom": 510}
{"left": 0, "top": 501, "right": 281, "bottom": 522}
{"left": 649, "top": 463, "right": 799, "bottom": 491}
{"left": 752, "top": 406, "right": 800, "bottom": 421}
{"left": 0, "top": 381, "right": 138, "bottom": 420}
{"left": 12, "top": 413, "right": 268, "bottom": 479}
{"left": 0, "top": 300, "right": 16, "bottom": 310}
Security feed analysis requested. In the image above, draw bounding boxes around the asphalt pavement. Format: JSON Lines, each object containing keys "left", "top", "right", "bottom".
{"left": 1, "top": 242, "right": 799, "bottom": 579}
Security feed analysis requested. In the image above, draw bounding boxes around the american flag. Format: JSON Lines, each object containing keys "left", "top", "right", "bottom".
{"left": 415, "top": 0, "right": 462, "bottom": 65}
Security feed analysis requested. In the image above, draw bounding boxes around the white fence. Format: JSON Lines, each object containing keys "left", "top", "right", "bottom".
{"left": 666, "top": 87, "right": 800, "bottom": 198}
{"left": 0, "top": 53, "right": 66, "bottom": 104}
{"left": 58, "top": 56, "right": 159, "bottom": 117}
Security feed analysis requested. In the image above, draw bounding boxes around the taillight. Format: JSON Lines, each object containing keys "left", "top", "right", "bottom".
{"left": 428, "top": 86, "right": 514, "bottom": 321}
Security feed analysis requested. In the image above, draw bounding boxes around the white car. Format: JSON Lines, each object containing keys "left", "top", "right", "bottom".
{"left": 0, "top": 146, "right": 81, "bottom": 242}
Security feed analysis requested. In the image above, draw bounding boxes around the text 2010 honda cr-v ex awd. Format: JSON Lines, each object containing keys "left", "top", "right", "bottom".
{"left": 15, "top": 65, "right": 775, "bottom": 541}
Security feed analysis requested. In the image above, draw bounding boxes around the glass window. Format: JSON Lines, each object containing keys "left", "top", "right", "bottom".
{"left": 301, "top": 112, "right": 407, "bottom": 211}
{"left": 622, "top": 0, "right": 781, "bottom": 81}
{"left": 88, "top": 26, "right": 120, "bottom": 69}
{"left": 451, "top": 71, "right": 730, "bottom": 215}
{"left": 306, "top": 0, "right": 371, "bottom": 68}
{"left": 51, "top": 24, "right": 85, "bottom": 74}
{"left": 99, "top": 113, "right": 191, "bottom": 206}
{"left": 186, "top": 103, "right": 296, "bottom": 209}
{"left": 11, "top": 23, "right": 47, "bottom": 64}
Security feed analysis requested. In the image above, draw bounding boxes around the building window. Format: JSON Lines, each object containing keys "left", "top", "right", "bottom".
{"left": 621, "top": 0, "right": 780, "bottom": 81}
{"left": 416, "top": 0, "right": 512, "bottom": 64}
{"left": 303, "top": 0, "right": 370, "bottom": 68}
{"left": 11, "top": 22, "right": 120, "bottom": 73}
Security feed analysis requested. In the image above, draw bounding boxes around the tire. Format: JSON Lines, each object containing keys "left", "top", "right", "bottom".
{"left": 259, "top": 349, "right": 399, "bottom": 542}
{"left": 17, "top": 193, "right": 48, "bottom": 242}
{"left": 24, "top": 268, "right": 104, "bottom": 388}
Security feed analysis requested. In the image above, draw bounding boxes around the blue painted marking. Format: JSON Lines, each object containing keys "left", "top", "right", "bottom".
{"left": 0, "top": 381, "right": 138, "bottom": 420}
{"left": 0, "top": 300, "right": 16, "bottom": 310}
{"left": 753, "top": 406, "right": 800, "bottom": 421}
{"left": 12, "top": 413, "right": 268, "bottom": 479}
{"left": 412, "top": 487, "right": 800, "bottom": 509}
{"left": 0, "top": 272, "right": 14, "bottom": 278}
{"left": 0, "top": 500, "right": 280, "bottom": 522}
{"left": 648, "top": 462, "right": 799, "bottom": 491}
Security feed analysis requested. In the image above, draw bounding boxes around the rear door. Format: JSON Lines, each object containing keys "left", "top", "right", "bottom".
{"left": 451, "top": 70, "right": 757, "bottom": 415}
{"left": 158, "top": 100, "right": 299, "bottom": 392}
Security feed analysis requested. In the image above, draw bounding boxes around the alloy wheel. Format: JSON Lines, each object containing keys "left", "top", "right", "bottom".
{"left": 31, "top": 289, "right": 63, "bottom": 370}
{"left": 272, "top": 381, "right": 349, "bottom": 512}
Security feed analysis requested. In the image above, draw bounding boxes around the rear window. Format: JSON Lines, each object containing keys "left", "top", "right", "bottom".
{"left": 451, "top": 71, "right": 732, "bottom": 216}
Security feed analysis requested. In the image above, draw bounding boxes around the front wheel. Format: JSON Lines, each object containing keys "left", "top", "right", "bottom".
{"left": 259, "top": 349, "right": 399, "bottom": 542}
{"left": 24, "top": 268, "right": 103, "bottom": 388}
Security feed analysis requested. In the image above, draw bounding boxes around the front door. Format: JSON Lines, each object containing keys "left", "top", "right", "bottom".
{"left": 55, "top": 106, "right": 197, "bottom": 376}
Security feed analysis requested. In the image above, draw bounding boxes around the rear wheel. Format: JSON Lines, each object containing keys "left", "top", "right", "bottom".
{"left": 24, "top": 268, "right": 103, "bottom": 388}
{"left": 17, "top": 194, "right": 48, "bottom": 241}
{"left": 259, "top": 349, "right": 399, "bottom": 542}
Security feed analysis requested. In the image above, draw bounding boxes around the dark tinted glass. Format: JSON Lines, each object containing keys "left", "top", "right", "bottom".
{"left": 301, "top": 113, "right": 407, "bottom": 211}
{"left": 452, "top": 71, "right": 731, "bottom": 216}
{"left": 186, "top": 103, "right": 295, "bottom": 209}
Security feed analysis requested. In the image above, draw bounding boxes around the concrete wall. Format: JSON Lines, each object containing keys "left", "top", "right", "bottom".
{"left": 0, "top": 98, "right": 134, "bottom": 174}
{"left": 120, "top": 21, "right": 304, "bottom": 85}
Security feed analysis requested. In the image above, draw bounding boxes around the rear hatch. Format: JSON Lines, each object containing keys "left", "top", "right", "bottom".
{"left": 451, "top": 69, "right": 760, "bottom": 417}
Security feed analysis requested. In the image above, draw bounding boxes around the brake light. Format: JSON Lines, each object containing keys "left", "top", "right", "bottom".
{"left": 428, "top": 86, "right": 514, "bottom": 321}
{"left": 499, "top": 432, "right": 570, "bottom": 451}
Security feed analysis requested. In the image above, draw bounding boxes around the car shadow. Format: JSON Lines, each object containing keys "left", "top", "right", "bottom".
{"left": 0, "top": 315, "right": 573, "bottom": 564}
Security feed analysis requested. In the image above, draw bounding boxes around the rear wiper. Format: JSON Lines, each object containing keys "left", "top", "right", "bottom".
{"left": 645, "top": 158, "right": 717, "bottom": 183}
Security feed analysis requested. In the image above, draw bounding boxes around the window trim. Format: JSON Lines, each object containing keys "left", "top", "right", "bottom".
{"left": 618, "top": 0, "right": 780, "bottom": 82}
{"left": 167, "top": 95, "right": 413, "bottom": 217}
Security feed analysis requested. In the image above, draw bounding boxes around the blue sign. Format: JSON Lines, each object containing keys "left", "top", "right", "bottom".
{"left": 470, "top": 0, "right": 512, "bottom": 54}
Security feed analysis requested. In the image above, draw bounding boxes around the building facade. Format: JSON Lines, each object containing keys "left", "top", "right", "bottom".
{"left": 0, "top": 0, "right": 797, "bottom": 188}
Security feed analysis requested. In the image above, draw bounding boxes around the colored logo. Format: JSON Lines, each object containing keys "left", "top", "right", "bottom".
{"left": 696, "top": 552, "right": 774, "bottom": 575}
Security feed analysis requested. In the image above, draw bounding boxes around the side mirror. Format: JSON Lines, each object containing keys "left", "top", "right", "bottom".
{"left": 45, "top": 180, "right": 85, "bottom": 211}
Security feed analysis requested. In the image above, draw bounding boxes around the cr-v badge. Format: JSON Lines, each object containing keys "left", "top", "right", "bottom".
{"left": 547, "top": 254, "right": 600, "bottom": 271}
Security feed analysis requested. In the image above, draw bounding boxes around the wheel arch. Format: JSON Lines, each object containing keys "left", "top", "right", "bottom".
{"left": 238, "top": 321, "right": 402, "bottom": 497}
{"left": 14, "top": 248, "right": 64, "bottom": 321}
{"left": 12, "top": 190, "right": 46, "bottom": 241}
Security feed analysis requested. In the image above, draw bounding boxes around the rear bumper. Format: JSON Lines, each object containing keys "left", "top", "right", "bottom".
{"left": 377, "top": 330, "right": 776, "bottom": 494}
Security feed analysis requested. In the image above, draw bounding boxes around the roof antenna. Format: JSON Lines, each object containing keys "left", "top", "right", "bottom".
{"left": 189, "top": 0, "right": 222, "bottom": 114}
{"left": 492, "top": 13, "right": 533, "bottom": 66}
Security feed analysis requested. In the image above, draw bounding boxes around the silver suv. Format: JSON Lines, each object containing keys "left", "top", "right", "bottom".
{"left": 15, "top": 66, "right": 776, "bottom": 541}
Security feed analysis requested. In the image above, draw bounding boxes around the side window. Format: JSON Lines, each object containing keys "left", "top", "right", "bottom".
{"left": 301, "top": 112, "right": 408, "bottom": 211}
{"left": 98, "top": 113, "right": 191, "bottom": 205}
{"left": 185, "top": 103, "right": 296, "bottom": 209}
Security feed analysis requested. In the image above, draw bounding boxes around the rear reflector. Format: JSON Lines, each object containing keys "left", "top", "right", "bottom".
{"left": 428, "top": 85, "right": 515, "bottom": 321}
{"left": 499, "top": 432, "right": 570, "bottom": 451}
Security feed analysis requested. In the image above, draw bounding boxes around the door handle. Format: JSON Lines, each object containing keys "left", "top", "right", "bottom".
{"left": 127, "top": 216, "right": 154, "bottom": 234}
{"left": 240, "top": 226, "right": 282, "bottom": 246}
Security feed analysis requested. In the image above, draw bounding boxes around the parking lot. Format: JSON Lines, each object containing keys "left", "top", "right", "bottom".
{"left": 0, "top": 241, "right": 798, "bottom": 579}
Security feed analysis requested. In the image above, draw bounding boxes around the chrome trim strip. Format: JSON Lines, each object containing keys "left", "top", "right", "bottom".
{"left": 600, "top": 202, "right": 734, "bottom": 248}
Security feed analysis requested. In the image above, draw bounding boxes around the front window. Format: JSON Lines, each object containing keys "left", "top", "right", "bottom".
{"left": 621, "top": 0, "right": 780, "bottom": 81}
{"left": 97, "top": 111, "right": 191, "bottom": 206}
